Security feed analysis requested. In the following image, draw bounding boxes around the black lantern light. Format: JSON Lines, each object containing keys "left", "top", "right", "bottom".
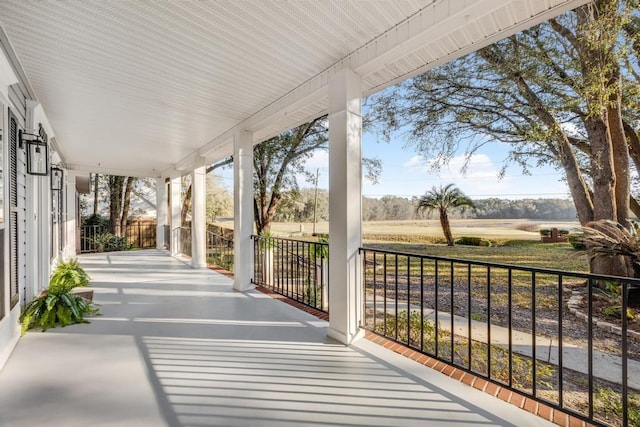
{"left": 51, "top": 166, "right": 63, "bottom": 191}
{"left": 19, "top": 123, "right": 49, "bottom": 176}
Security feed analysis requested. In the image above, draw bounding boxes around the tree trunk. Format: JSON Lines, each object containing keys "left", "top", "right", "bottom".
{"left": 109, "top": 176, "right": 125, "bottom": 236}
{"left": 180, "top": 158, "right": 232, "bottom": 228}
{"left": 93, "top": 173, "right": 99, "bottom": 216}
{"left": 120, "top": 177, "right": 134, "bottom": 231}
{"left": 625, "top": 121, "right": 640, "bottom": 171}
{"left": 557, "top": 137, "right": 594, "bottom": 225}
{"left": 254, "top": 199, "right": 264, "bottom": 235}
{"left": 631, "top": 196, "right": 640, "bottom": 219}
{"left": 439, "top": 208, "right": 454, "bottom": 246}
{"left": 607, "top": 69, "right": 629, "bottom": 227}
{"left": 585, "top": 116, "right": 617, "bottom": 222}
{"left": 181, "top": 184, "right": 192, "bottom": 226}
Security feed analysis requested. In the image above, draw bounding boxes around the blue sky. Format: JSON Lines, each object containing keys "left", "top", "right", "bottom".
{"left": 216, "top": 130, "right": 571, "bottom": 200}
{"left": 298, "top": 131, "right": 571, "bottom": 200}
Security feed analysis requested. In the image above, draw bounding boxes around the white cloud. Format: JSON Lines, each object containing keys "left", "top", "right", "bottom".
{"left": 399, "top": 153, "right": 518, "bottom": 197}
{"left": 303, "top": 150, "right": 329, "bottom": 169}
{"left": 404, "top": 153, "right": 500, "bottom": 178}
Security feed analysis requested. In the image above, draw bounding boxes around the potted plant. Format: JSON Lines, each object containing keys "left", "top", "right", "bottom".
{"left": 19, "top": 258, "right": 99, "bottom": 335}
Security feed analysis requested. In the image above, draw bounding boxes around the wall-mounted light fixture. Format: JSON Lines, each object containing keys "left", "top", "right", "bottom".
{"left": 19, "top": 123, "right": 49, "bottom": 176}
{"left": 51, "top": 166, "right": 63, "bottom": 191}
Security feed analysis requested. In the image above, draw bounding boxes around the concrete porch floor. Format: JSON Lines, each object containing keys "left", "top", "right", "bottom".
{"left": 0, "top": 250, "right": 552, "bottom": 426}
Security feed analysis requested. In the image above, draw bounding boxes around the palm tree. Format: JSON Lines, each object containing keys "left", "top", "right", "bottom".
{"left": 417, "top": 184, "right": 475, "bottom": 246}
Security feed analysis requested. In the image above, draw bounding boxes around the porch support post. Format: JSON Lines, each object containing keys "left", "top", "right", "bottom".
{"left": 191, "top": 164, "right": 207, "bottom": 268}
{"left": 64, "top": 170, "right": 77, "bottom": 257}
{"left": 170, "top": 176, "right": 181, "bottom": 256}
{"left": 25, "top": 99, "right": 49, "bottom": 301}
{"left": 233, "top": 129, "right": 254, "bottom": 291}
{"left": 328, "top": 68, "right": 364, "bottom": 345}
{"left": 155, "top": 178, "right": 167, "bottom": 249}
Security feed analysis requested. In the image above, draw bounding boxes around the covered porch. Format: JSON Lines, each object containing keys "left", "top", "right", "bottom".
{"left": 0, "top": 249, "right": 549, "bottom": 426}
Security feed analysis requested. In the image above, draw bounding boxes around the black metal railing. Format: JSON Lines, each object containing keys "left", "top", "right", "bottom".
{"left": 360, "top": 247, "right": 639, "bottom": 427}
{"left": 207, "top": 230, "right": 234, "bottom": 271}
{"left": 163, "top": 225, "right": 170, "bottom": 250}
{"left": 80, "top": 225, "right": 108, "bottom": 253}
{"left": 79, "top": 222, "right": 157, "bottom": 253}
{"left": 252, "top": 235, "right": 329, "bottom": 313}
{"left": 180, "top": 226, "right": 192, "bottom": 257}
{"left": 120, "top": 222, "right": 156, "bottom": 249}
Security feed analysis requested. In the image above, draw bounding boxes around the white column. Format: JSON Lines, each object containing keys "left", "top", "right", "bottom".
{"left": 191, "top": 165, "right": 207, "bottom": 268}
{"left": 25, "top": 99, "right": 50, "bottom": 301}
{"left": 328, "top": 68, "right": 364, "bottom": 345}
{"left": 155, "top": 178, "right": 167, "bottom": 249}
{"left": 170, "top": 176, "right": 181, "bottom": 256}
{"left": 64, "top": 170, "right": 77, "bottom": 257}
{"left": 233, "top": 130, "right": 254, "bottom": 291}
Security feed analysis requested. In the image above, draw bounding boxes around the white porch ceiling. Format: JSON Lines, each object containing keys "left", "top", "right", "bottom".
{"left": 0, "top": 0, "right": 587, "bottom": 178}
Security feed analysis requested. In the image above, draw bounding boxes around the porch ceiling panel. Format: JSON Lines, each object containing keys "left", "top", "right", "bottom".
{"left": 0, "top": 0, "right": 587, "bottom": 177}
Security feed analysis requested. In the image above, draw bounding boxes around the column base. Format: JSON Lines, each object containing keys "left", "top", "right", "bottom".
{"left": 327, "top": 326, "right": 365, "bottom": 345}
{"left": 233, "top": 280, "right": 255, "bottom": 292}
{"left": 190, "top": 261, "right": 208, "bottom": 269}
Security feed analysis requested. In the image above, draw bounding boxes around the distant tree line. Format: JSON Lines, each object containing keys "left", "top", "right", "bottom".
{"left": 270, "top": 188, "right": 578, "bottom": 222}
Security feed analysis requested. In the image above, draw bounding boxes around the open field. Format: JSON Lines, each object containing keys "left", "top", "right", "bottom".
{"left": 215, "top": 218, "right": 581, "bottom": 240}
{"left": 214, "top": 218, "right": 586, "bottom": 271}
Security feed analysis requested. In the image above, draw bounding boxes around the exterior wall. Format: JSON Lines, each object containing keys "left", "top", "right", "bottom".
{"left": 0, "top": 33, "right": 65, "bottom": 370}
{"left": 0, "top": 49, "right": 20, "bottom": 370}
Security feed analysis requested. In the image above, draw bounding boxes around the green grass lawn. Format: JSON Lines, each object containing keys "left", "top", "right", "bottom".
{"left": 214, "top": 218, "right": 588, "bottom": 273}
{"left": 363, "top": 240, "right": 589, "bottom": 273}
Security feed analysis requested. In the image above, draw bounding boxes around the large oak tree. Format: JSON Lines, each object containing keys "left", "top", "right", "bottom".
{"left": 367, "top": 0, "right": 639, "bottom": 276}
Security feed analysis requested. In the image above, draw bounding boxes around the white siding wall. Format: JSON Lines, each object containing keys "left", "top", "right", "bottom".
{"left": 0, "top": 95, "right": 17, "bottom": 369}
{"left": 0, "top": 46, "right": 66, "bottom": 371}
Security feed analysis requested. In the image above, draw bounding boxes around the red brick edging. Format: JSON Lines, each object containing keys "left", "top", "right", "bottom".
{"left": 364, "top": 331, "right": 594, "bottom": 427}
{"left": 206, "top": 264, "right": 591, "bottom": 427}
{"left": 254, "top": 285, "right": 330, "bottom": 321}
{"left": 207, "top": 264, "right": 235, "bottom": 279}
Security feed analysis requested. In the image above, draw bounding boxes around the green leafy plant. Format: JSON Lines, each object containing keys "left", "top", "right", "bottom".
{"left": 303, "top": 280, "right": 323, "bottom": 308}
{"left": 20, "top": 292, "right": 99, "bottom": 335}
{"left": 258, "top": 231, "right": 277, "bottom": 250}
{"left": 20, "top": 258, "right": 99, "bottom": 335}
{"left": 93, "top": 232, "right": 132, "bottom": 252}
{"left": 310, "top": 236, "right": 329, "bottom": 261}
{"left": 48, "top": 258, "right": 90, "bottom": 294}
{"left": 603, "top": 305, "right": 635, "bottom": 320}
{"left": 595, "top": 387, "right": 640, "bottom": 427}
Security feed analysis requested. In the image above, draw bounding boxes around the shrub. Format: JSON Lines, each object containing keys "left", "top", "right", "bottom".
{"left": 83, "top": 214, "right": 109, "bottom": 227}
{"left": 539, "top": 229, "right": 551, "bottom": 237}
{"left": 558, "top": 229, "right": 570, "bottom": 235}
{"left": 455, "top": 236, "right": 492, "bottom": 247}
{"left": 93, "top": 232, "right": 132, "bottom": 252}
{"left": 567, "top": 232, "right": 586, "bottom": 250}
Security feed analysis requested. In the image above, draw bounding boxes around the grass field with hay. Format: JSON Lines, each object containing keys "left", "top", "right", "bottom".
{"left": 214, "top": 218, "right": 587, "bottom": 272}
